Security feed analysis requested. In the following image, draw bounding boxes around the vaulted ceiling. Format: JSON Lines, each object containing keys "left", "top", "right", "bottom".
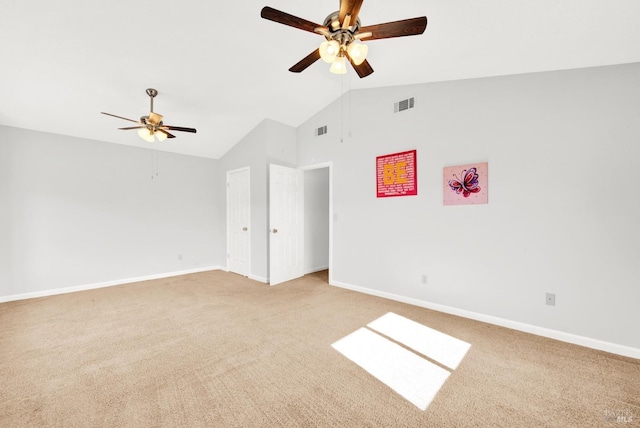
{"left": 2, "top": 1, "right": 640, "bottom": 159}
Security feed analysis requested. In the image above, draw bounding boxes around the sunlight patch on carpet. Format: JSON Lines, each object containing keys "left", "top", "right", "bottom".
{"left": 367, "top": 312, "right": 471, "bottom": 370}
{"left": 332, "top": 312, "right": 471, "bottom": 410}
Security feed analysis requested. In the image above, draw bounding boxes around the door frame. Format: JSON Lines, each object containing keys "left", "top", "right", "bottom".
{"left": 299, "top": 162, "right": 333, "bottom": 285}
{"left": 226, "top": 166, "right": 251, "bottom": 276}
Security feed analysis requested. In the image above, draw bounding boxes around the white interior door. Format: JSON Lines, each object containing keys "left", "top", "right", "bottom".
{"left": 269, "top": 164, "right": 304, "bottom": 286}
{"left": 227, "top": 167, "right": 250, "bottom": 276}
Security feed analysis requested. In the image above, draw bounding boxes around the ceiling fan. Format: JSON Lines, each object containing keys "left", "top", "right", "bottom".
{"left": 101, "top": 88, "right": 197, "bottom": 142}
{"left": 260, "top": 0, "right": 427, "bottom": 78}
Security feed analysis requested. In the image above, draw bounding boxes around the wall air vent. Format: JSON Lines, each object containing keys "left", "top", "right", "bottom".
{"left": 394, "top": 97, "right": 415, "bottom": 113}
{"left": 315, "top": 125, "right": 328, "bottom": 136}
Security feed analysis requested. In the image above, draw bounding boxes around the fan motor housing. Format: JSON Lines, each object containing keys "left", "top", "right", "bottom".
{"left": 322, "top": 11, "right": 362, "bottom": 46}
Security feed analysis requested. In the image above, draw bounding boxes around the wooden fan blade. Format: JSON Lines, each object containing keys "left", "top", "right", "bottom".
{"left": 162, "top": 126, "right": 197, "bottom": 133}
{"left": 261, "top": 6, "right": 326, "bottom": 34}
{"left": 359, "top": 16, "right": 427, "bottom": 40}
{"left": 347, "top": 55, "right": 374, "bottom": 78}
{"left": 118, "top": 126, "right": 147, "bottom": 130}
{"left": 101, "top": 112, "right": 141, "bottom": 124}
{"left": 289, "top": 49, "right": 321, "bottom": 73}
{"left": 339, "top": 0, "right": 364, "bottom": 28}
{"left": 158, "top": 129, "right": 176, "bottom": 139}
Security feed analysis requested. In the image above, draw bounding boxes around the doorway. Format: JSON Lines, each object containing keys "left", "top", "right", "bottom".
{"left": 302, "top": 163, "right": 332, "bottom": 284}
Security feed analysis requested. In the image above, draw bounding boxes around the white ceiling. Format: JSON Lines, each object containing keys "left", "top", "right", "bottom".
{"left": 2, "top": 0, "right": 640, "bottom": 159}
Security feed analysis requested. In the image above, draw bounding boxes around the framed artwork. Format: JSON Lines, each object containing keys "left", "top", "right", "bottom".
{"left": 443, "top": 162, "right": 488, "bottom": 205}
{"left": 376, "top": 150, "right": 417, "bottom": 198}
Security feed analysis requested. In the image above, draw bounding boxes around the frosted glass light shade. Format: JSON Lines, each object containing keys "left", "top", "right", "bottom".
{"left": 155, "top": 131, "right": 167, "bottom": 142}
{"left": 319, "top": 40, "right": 340, "bottom": 63}
{"left": 329, "top": 55, "right": 347, "bottom": 74}
{"left": 138, "top": 128, "right": 155, "bottom": 142}
{"left": 347, "top": 41, "right": 368, "bottom": 65}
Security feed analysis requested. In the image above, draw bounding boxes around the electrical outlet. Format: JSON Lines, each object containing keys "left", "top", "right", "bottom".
{"left": 546, "top": 293, "right": 555, "bottom": 306}
{"left": 421, "top": 274, "right": 428, "bottom": 285}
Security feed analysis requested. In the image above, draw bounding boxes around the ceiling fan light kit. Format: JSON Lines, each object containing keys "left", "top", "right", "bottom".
{"left": 101, "top": 88, "right": 197, "bottom": 143}
{"left": 260, "top": 0, "right": 427, "bottom": 78}
{"left": 138, "top": 128, "right": 166, "bottom": 143}
{"left": 316, "top": 11, "right": 368, "bottom": 74}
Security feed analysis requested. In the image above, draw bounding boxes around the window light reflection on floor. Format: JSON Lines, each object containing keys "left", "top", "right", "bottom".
{"left": 368, "top": 312, "right": 471, "bottom": 370}
{"left": 331, "top": 312, "right": 471, "bottom": 410}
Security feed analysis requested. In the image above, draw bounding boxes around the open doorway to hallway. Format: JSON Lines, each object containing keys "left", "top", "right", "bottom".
{"left": 303, "top": 165, "right": 331, "bottom": 284}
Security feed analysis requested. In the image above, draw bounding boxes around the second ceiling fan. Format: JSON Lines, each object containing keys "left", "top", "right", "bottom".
{"left": 261, "top": 0, "right": 427, "bottom": 78}
{"left": 101, "top": 88, "right": 196, "bottom": 143}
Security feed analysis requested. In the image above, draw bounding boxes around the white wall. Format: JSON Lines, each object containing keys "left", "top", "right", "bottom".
{"left": 3, "top": 64, "right": 638, "bottom": 355}
{"left": 296, "top": 63, "right": 640, "bottom": 351}
{"left": 0, "top": 126, "right": 222, "bottom": 298}
{"left": 304, "top": 168, "right": 330, "bottom": 273}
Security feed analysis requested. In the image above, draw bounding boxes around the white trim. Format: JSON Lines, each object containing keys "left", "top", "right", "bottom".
{"left": 299, "top": 161, "right": 333, "bottom": 171}
{"left": 249, "top": 274, "right": 268, "bottom": 283}
{"left": 330, "top": 279, "right": 640, "bottom": 360}
{"left": 0, "top": 266, "right": 223, "bottom": 303}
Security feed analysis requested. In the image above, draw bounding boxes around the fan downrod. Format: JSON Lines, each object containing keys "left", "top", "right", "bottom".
{"left": 145, "top": 88, "right": 158, "bottom": 114}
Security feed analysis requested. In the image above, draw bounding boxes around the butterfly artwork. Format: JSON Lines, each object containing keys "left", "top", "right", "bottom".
{"left": 443, "top": 162, "right": 488, "bottom": 205}
{"left": 448, "top": 168, "right": 481, "bottom": 197}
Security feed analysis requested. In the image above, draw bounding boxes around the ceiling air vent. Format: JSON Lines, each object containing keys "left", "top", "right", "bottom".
{"left": 315, "top": 125, "right": 328, "bottom": 136}
{"left": 394, "top": 97, "right": 415, "bottom": 113}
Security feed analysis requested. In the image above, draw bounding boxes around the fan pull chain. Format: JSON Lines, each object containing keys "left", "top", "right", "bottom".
{"left": 339, "top": 72, "right": 352, "bottom": 143}
{"left": 340, "top": 75, "right": 344, "bottom": 143}
{"left": 347, "top": 74, "right": 352, "bottom": 138}
{"left": 150, "top": 149, "right": 159, "bottom": 179}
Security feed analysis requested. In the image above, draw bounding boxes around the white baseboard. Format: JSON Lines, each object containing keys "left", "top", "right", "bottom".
{"left": 0, "top": 266, "right": 224, "bottom": 303}
{"left": 304, "top": 265, "right": 329, "bottom": 275}
{"left": 223, "top": 267, "right": 267, "bottom": 284}
{"left": 249, "top": 274, "right": 268, "bottom": 283}
{"left": 252, "top": 266, "right": 328, "bottom": 285}
{"left": 330, "top": 279, "right": 640, "bottom": 360}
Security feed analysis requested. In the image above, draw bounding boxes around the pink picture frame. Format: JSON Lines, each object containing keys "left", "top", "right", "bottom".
{"left": 443, "top": 162, "right": 488, "bottom": 205}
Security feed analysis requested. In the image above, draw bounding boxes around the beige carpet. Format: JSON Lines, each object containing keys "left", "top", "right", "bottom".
{"left": 1, "top": 270, "right": 638, "bottom": 427}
